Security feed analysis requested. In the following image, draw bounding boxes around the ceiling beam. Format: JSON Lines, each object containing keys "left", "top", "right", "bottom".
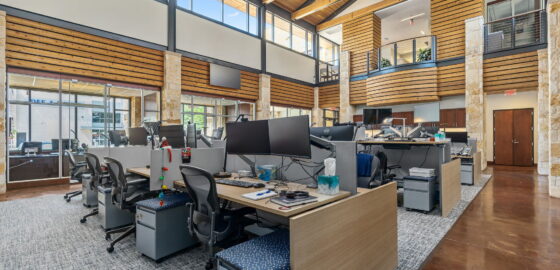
{"left": 292, "top": 0, "right": 341, "bottom": 20}
{"left": 263, "top": 0, "right": 275, "bottom": 4}
{"left": 316, "top": 0, "right": 406, "bottom": 31}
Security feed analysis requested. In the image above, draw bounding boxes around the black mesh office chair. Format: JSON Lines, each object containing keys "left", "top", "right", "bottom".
{"left": 180, "top": 165, "right": 255, "bottom": 270}
{"left": 361, "top": 152, "right": 400, "bottom": 189}
{"left": 80, "top": 153, "right": 110, "bottom": 223}
{"left": 63, "top": 150, "right": 88, "bottom": 202}
{"left": 104, "top": 157, "right": 152, "bottom": 253}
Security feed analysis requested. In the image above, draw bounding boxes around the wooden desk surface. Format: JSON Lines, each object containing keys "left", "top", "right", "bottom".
{"left": 357, "top": 140, "right": 448, "bottom": 145}
{"left": 451, "top": 154, "right": 474, "bottom": 159}
{"left": 128, "top": 167, "right": 150, "bottom": 178}
{"left": 174, "top": 179, "right": 351, "bottom": 218}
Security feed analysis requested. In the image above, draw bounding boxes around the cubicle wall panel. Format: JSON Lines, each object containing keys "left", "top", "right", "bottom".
{"left": 270, "top": 77, "right": 314, "bottom": 109}
{"left": 438, "top": 63, "right": 466, "bottom": 96}
{"left": 5, "top": 16, "right": 164, "bottom": 87}
{"left": 431, "top": 0, "right": 483, "bottom": 60}
{"left": 319, "top": 83, "right": 340, "bottom": 108}
{"left": 342, "top": 14, "right": 381, "bottom": 76}
{"left": 366, "top": 68, "right": 439, "bottom": 106}
{"left": 483, "top": 51, "right": 539, "bottom": 93}
{"left": 350, "top": 79, "right": 367, "bottom": 105}
{"left": 181, "top": 56, "right": 259, "bottom": 101}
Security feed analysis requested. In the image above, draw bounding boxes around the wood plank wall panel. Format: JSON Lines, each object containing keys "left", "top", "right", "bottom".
{"left": 350, "top": 79, "right": 367, "bottom": 105}
{"left": 181, "top": 57, "right": 259, "bottom": 100}
{"left": 438, "top": 63, "right": 466, "bottom": 96}
{"left": 483, "top": 51, "right": 539, "bottom": 93}
{"left": 270, "top": 77, "right": 314, "bottom": 108}
{"left": 5, "top": 16, "right": 164, "bottom": 87}
{"left": 319, "top": 84, "right": 340, "bottom": 108}
{"left": 342, "top": 14, "right": 381, "bottom": 76}
{"left": 431, "top": 0, "right": 483, "bottom": 60}
{"left": 366, "top": 68, "right": 439, "bottom": 106}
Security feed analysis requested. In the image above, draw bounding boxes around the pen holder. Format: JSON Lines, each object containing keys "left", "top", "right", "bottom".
{"left": 317, "top": 175, "right": 339, "bottom": 195}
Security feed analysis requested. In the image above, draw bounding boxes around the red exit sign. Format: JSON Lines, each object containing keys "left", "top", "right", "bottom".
{"left": 504, "top": 89, "right": 517, "bottom": 96}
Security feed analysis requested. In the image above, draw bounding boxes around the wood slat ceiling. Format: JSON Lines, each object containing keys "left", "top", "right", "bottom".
{"left": 271, "top": 0, "right": 353, "bottom": 25}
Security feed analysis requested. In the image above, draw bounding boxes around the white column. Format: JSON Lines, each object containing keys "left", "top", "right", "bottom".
{"left": 547, "top": 0, "right": 560, "bottom": 197}
{"left": 161, "top": 51, "right": 182, "bottom": 125}
{"left": 339, "top": 51, "right": 353, "bottom": 123}
{"left": 537, "top": 49, "right": 549, "bottom": 175}
{"left": 312, "top": 87, "right": 323, "bottom": 127}
{"left": 256, "top": 74, "right": 271, "bottom": 120}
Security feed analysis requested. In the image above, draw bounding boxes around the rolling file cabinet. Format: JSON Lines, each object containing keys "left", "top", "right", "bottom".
{"left": 136, "top": 193, "right": 198, "bottom": 261}
{"left": 81, "top": 174, "right": 98, "bottom": 207}
{"left": 404, "top": 176, "right": 436, "bottom": 212}
{"left": 460, "top": 161, "right": 474, "bottom": 185}
{"left": 97, "top": 186, "right": 134, "bottom": 230}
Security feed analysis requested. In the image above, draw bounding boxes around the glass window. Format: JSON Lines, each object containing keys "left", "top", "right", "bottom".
{"left": 274, "top": 16, "right": 291, "bottom": 48}
{"left": 178, "top": 0, "right": 191, "bottom": 10}
{"left": 265, "top": 12, "right": 274, "bottom": 41}
{"left": 323, "top": 109, "right": 339, "bottom": 127}
{"left": 292, "top": 25, "right": 307, "bottom": 54}
{"left": 248, "top": 3, "right": 258, "bottom": 35}
{"left": 193, "top": 0, "right": 222, "bottom": 21}
{"left": 307, "top": 32, "right": 314, "bottom": 56}
{"left": 224, "top": 0, "right": 248, "bottom": 31}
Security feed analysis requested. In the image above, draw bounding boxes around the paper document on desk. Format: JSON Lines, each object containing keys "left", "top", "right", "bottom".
{"left": 242, "top": 190, "right": 278, "bottom": 200}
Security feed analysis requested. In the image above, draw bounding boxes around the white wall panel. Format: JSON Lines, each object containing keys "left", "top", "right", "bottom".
{"left": 266, "top": 43, "right": 315, "bottom": 83}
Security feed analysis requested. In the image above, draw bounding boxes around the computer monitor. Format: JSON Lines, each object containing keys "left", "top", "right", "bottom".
{"left": 109, "top": 130, "right": 128, "bottom": 147}
{"left": 21, "top": 141, "right": 42, "bottom": 155}
{"left": 211, "top": 127, "right": 224, "bottom": 140}
{"left": 185, "top": 123, "right": 197, "bottom": 148}
{"left": 128, "top": 127, "right": 148, "bottom": 146}
{"left": 310, "top": 125, "right": 354, "bottom": 141}
{"left": 159, "top": 125, "right": 186, "bottom": 148}
{"left": 268, "top": 115, "right": 311, "bottom": 159}
{"left": 51, "top": 139, "right": 74, "bottom": 151}
{"left": 363, "top": 109, "right": 392, "bottom": 125}
{"left": 446, "top": 132, "right": 468, "bottom": 143}
{"left": 414, "top": 102, "right": 440, "bottom": 123}
{"left": 226, "top": 119, "right": 270, "bottom": 155}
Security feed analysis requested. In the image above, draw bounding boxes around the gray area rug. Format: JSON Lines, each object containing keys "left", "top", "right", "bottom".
{"left": 0, "top": 174, "right": 492, "bottom": 270}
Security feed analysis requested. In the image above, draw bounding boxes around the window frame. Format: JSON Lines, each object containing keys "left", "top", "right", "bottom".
{"left": 323, "top": 109, "right": 339, "bottom": 127}
{"left": 265, "top": 11, "right": 316, "bottom": 59}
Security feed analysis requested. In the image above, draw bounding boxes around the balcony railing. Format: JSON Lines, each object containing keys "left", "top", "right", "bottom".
{"left": 319, "top": 60, "right": 340, "bottom": 82}
{"left": 367, "top": 35, "right": 437, "bottom": 73}
{"left": 484, "top": 10, "right": 546, "bottom": 53}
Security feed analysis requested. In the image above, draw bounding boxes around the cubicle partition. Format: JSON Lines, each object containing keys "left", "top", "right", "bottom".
{"left": 87, "top": 146, "right": 151, "bottom": 169}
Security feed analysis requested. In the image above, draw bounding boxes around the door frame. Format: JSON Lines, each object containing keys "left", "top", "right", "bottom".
{"left": 492, "top": 108, "right": 534, "bottom": 166}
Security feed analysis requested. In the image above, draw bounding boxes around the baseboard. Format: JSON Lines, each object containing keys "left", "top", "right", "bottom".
{"left": 7, "top": 178, "right": 70, "bottom": 190}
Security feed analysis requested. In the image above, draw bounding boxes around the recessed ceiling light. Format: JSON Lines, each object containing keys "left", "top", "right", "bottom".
{"left": 420, "top": 30, "right": 425, "bottom": 35}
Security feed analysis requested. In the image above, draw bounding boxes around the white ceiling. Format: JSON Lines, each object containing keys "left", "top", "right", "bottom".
{"left": 376, "top": 0, "right": 431, "bottom": 45}
{"left": 319, "top": 24, "right": 342, "bottom": 45}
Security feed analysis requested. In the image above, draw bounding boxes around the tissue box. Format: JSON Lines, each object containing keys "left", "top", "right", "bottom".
{"left": 317, "top": 175, "right": 339, "bottom": 195}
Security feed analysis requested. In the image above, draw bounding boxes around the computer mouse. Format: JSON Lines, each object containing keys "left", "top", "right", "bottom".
{"left": 253, "top": 183, "right": 265, "bottom": 188}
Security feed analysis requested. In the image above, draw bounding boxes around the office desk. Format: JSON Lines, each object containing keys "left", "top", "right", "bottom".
{"left": 127, "top": 167, "right": 150, "bottom": 178}
{"left": 357, "top": 140, "right": 448, "bottom": 145}
{"left": 9, "top": 153, "right": 78, "bottom": 181}
{"left": 173, "top": 179, "right": 351, "bottom": 218}
{"left": 452, "top": 151, "right": 482, "bottom": 185}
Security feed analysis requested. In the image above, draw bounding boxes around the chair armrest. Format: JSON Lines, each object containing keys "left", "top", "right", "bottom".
{"left": 126, "top": 178, "right": 148, "bottom": 186}
{"left": 388, "top": 165, "right": 401, "bottom": 169}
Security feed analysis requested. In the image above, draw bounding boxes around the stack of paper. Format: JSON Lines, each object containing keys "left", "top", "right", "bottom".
{"left": 409, "top": 167, "right": 436, "bottom": 177}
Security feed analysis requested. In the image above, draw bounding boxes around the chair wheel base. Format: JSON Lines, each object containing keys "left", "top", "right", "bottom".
{"left": 105, "top": 234, "right": 111, "bottom": 240}
{"left": 63, "top": 195, "right": 68, "bottom": 199}
{"left": 107, "top": 246, "right": 114, "bottom": 253}
{"left": 80, "top": 218, "right": 86, "bottom": 223}
{"left": 205, "top": 261, "right": 213, "bottom": 270}
{"left": 66, "top": 198, "right": 71, "bottom": 202}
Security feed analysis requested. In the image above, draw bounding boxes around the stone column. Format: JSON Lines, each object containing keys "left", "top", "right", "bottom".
{"left": 130, "top": 97, "right": 142, "bottom": 128}
{"left": 161, "top": 51, "right": 182, "bottom": 126}
{"left": 311, "top": 87, "right": 323, "bottom": 127}
{"left": 0, "top": 11, "right": 5, "bottom": 194}
{"left": 547, "top": 0, "right": 560, "bottom": 197}
{"left": 537, "top": 49, "right": 549, "bottom": 175}
{"left": 339, "top": 51, "right": 353, "bottom": 123}
{"left": 256, "top": 74, "right": 271, "bottom": 120}
{"left": 465, "top": 16, "right": 486, "bottom": 170}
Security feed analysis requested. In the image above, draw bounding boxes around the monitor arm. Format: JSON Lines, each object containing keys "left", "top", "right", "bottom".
{"left": 238, "top": 155, "right": 256, "bottom": 177}
{"left": 198, "top": 134, "right": 213, "bottom": 148}
{"left": 310, "top": 135, "right": 336, "bottom": 154}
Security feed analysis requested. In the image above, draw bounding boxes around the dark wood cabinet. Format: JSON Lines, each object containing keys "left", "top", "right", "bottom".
{"left": 455, "top": 108, "right": 466, "bottom": 128}
{"left": 392, "top": 111, "right": 414, "bottom": 126}
{"left": 439, "top": 108, "right": 466, "bottom": 128}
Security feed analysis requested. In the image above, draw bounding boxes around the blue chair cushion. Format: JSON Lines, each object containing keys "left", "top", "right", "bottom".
{"left": 135, "top": 193, "right": 191, "bottom": 211}
{"left": 216, "top": 229, "right": 290, "bottom": 270}
{"left": 357, "top": 153, "right": 373, "bottom": 177}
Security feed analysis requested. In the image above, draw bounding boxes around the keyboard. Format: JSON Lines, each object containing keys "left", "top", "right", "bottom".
{"left": 215, "top": 179, "right": 255, "bottom": 188}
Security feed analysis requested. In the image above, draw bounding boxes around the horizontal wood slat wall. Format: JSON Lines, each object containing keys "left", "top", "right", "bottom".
{"left": 483, "top": 51, "right": 539, "bottom": 93}
{"left": 342, "top": 14, "right": 381, "bottom": 76}
{"left": 181, "top": 57, "right": 259, "bottom": 101}
{"left": 438, "top": 63, "right": 465, "bottom": 96}
{"left": 366, "top": 68, "right": 439, "bottom": 106}
{"left": 350, "top": 79, "right": 367, "bottom": 105}
{"left": 431, "top": 0, "right": 483, "bottom": 60}
{"left": 319, "top": 84, "right": 340, "bottom": 108}
{"left": 5, "top": 16, "right": 164, "bottom": 87}
{"left": 270, "top": 77, "right": 314, "bottom": 108}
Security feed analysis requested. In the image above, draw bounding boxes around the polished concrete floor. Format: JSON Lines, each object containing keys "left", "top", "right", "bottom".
{"left": 423, "top": 165, "right": 560, "bottom": 270}
{"left": 2, "top": 166, "right": 559, "bottom": 269}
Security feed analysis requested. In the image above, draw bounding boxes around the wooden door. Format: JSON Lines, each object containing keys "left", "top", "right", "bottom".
{"left": 494, "top": 110, "right": 514, "bottom": 165}
{"left": 512, "top": 109, "right": 533, "bottom": 166}
{"left": 455, "top": 108, "right": 466, "bottom": 128}
{"left": 493, "top": 109, "right": 534, "bottom": 166}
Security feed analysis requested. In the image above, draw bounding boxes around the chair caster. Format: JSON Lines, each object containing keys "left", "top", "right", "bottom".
{"left": 66, "top": 198, "right": 71, "bottom": 202}
{"left": 105, "top": 234, "right": 111, "bottom": 240}
{"left": 205, "top": 261, "right": 213, "bottom": 270}
{"left": 80, "top": 218, "right": 86, "bottom": 223}
{"left": 63, "top": 195, "right": 68, "bottom": 199}
{"left": 107, "top": 246, "right": 114, "bottom": 253}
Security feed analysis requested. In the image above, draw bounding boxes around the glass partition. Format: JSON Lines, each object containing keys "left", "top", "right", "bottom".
{"left": 368, "top": 36, "right": 437, "bottom": 73}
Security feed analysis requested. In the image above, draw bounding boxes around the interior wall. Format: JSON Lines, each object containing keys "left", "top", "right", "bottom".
{"left": 484, "top": 91, "right": 538, "bottom": 163}
{"left": 266, "top": 43, "right": 315, "bottom": 83}
{"left": 355, "top": 95, "right": 466, "bottom": 113}
{"left": 176, "top": 11, "right": 261, "bottom": 70}
{"left": 0, "top": 0, "right": 167, "bottom": 46}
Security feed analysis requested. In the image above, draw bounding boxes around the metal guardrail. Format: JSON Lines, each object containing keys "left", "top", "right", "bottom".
{"left": 484, "top": 10, "right": 546, "bottom": 53}
{"left": 366, "top": 35, "right": 437, "bottom": 73}
{"left": 319, "top": 60, "right": 340, "bottom": 82}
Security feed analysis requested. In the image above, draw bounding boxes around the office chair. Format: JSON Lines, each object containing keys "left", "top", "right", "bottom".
{"left": 63, "top": 150, "right": 88, "bottom": 202}
{"left": 180, "top": 165, "right": 255, "bottom": 270}
{"left": 80, "top": 153, "right": 109, "bottom": 223}
{"left": 358, "top": 151, "right": 400, "bottom": 189}
{"left": 104, "top": 157, "right": 152, "bottom": 253}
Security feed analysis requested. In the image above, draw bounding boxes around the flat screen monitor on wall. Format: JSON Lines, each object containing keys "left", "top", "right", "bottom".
{"left": 363, "top": 108, "right": 393, "bottom": 125}
{"left": 210, "top": 63, "right": 241, "bottom": 89}
{"left": 414, "top": 102, "right": 440, "bottom": 123}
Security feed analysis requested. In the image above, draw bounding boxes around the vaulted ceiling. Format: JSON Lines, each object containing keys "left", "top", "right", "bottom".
{"left": 270, "top": 0, "right": 354, "bottom": 25}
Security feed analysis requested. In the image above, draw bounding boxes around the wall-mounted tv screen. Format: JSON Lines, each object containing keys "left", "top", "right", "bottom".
{"left": 210, "top": 63, "right": 241, "bottom": 89}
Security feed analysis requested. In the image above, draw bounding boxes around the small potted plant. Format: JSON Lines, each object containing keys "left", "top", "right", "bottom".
{"left": 417, "top": 47, "right": 432, "bottom": 62}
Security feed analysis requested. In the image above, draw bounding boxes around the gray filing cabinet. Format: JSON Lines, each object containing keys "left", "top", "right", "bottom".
{"left": 81, "top": 174, "right": 98, "bottom": 207}
{"left": 97, "top": 186, "right": 134, "bottom": 230}
{"left": 460, "top": 160, "right": 474, "bottom": 185}
{"left": 403, "top": 176, "right": 436, "bottom": 212}
{"left": 136, "top": 193, "right": 198, "bottom": 261}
